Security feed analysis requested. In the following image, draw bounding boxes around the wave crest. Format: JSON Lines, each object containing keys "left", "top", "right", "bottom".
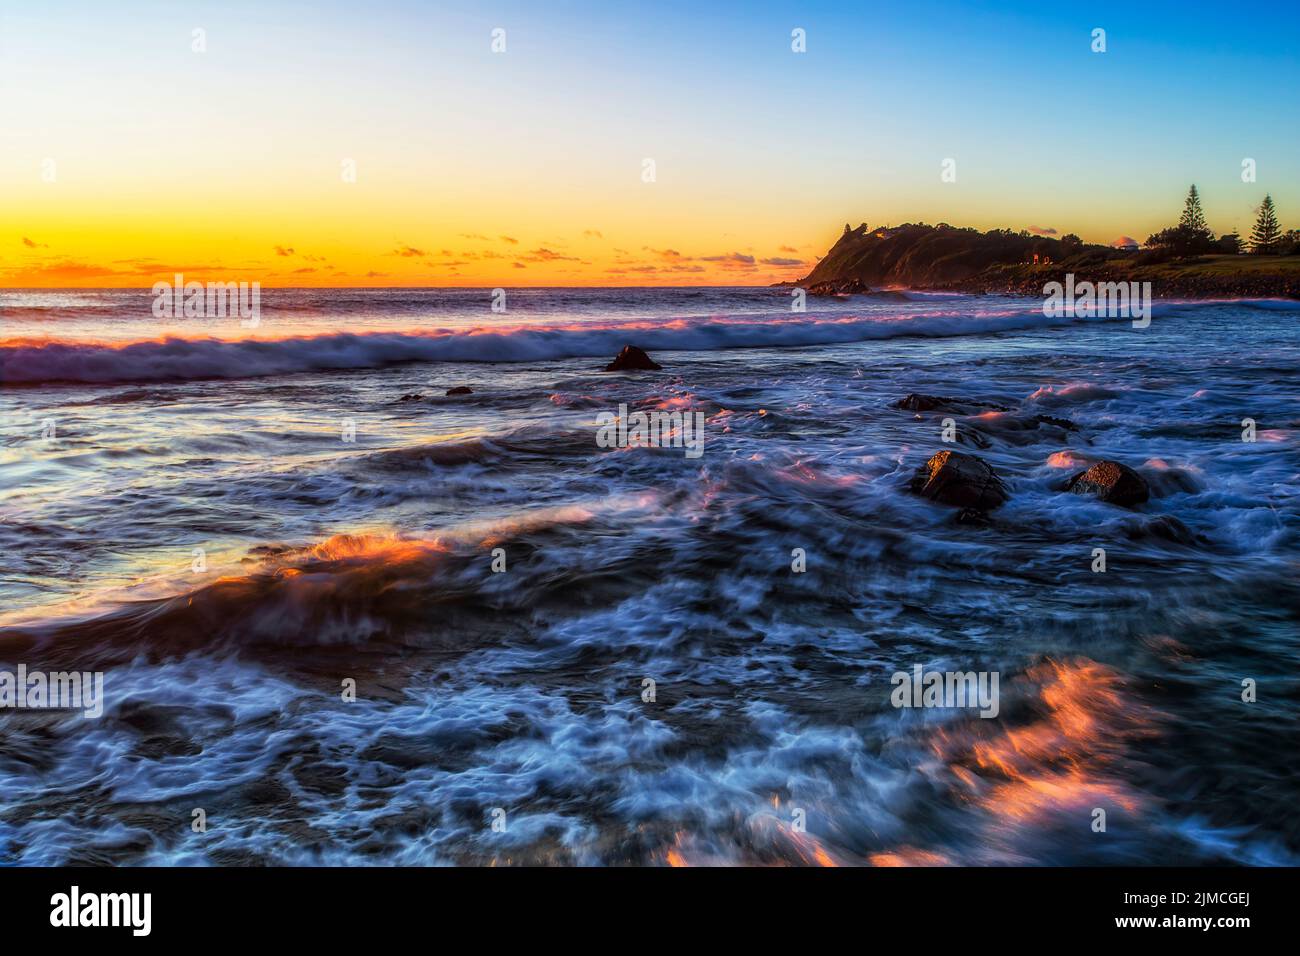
{"left": 2, "top": 308, "right": 1130, "bottom": 384}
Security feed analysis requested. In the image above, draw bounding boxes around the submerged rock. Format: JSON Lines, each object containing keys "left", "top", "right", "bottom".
{"left": 1122, "top": 514, "right": 1197, "bottom": 545}
{"left": 893, "top": 393, "right": 958, "bottom": 412}
{"left": 397, "top": 392, "right": 423, "bottom": 402}
{"left": 604, "top": 346, "right": 663, "bottom": 371}
{"left": 445, "top": 386, "right": 473, "bottom": 396}
{"left": 892, "top": 393, "right": 1013, "bottom": 413}
{"left": 1032, "top": 414, "right": 1079, "bottom": 432}
{"left": 1066, "top": 460, "right": 1149, "bottom": 507}
{"left": 953, "top": 429, "right": 993, "bottom": 449}
{"left": 910, "top": 450, "right": 1009, "bottom": 511}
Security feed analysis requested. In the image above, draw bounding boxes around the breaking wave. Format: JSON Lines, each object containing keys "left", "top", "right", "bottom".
{"left": 0, "top": 308, "right": 1142, "bottom": 384}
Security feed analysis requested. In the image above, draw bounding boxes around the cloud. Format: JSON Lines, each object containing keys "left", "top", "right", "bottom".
{"left": 512, "top": 261, "right": 526, "bottom": 268}
{"left": 500, "top": 235, "right": 518, "bottom": 245}
{"left": 291, "top": 267, "right": 316, "bottom": 274}
{"left": 583, "top": 229, "right": 603, "bottom": 239}
{"left": 1027, "top": 225, "right": 1058, "bottom": 236}
{"left": 3, "top": 259, "right": 121, "bottom": 280}
{"left": 523, "top": 247, "right": 579, "bottom": 262}
{"left": 459, "top": 233, "right": 489, "bottom": 241}
{"left": 275, "top": 247, "right": 328, "bottom": 262}
{"left": 778, "top": 245, "right": 799, "bottom": 254}
{"left": 1110, "top": 236, "right": 1139, "bottom": 249}
{"left": 760, "top": 257, "right": 804, "bottom": 267}
{"left": 643, "top": 247, "right": 691, "bottom": 261}
{"left": 21, "top": 236, "right": 48, "bottom": 249}
{"left": 390, "top": 245, "right": 428, "bottom": 258}
{"left": 0, "top": 258, "right": 260, "bottom": 282}
{"left": 699, "top": 252, "right": 756, "bottom": 268}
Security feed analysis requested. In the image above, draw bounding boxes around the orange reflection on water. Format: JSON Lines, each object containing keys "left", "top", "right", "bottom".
{"left": 936, "top": 659, "right": 1154, "bottom": 828}
{"left": 869, "top": 848, "right": 952, "bottom": 867}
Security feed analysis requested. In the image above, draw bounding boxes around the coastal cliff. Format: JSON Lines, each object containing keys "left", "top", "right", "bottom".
{"left": 793, "top": 222, "right": 1300, "bottom": 299}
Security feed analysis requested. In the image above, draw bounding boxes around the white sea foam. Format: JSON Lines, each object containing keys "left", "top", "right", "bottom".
{"left": 0, "top": 307, "right": 1149, "bottom": 384}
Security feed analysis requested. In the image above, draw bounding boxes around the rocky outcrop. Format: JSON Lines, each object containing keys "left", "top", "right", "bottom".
{"left": 893, "top": 393, "right": 958, "bottom": 412}
{"left": 806, "top": 277, "right": 873, "bottom": 297}
{"left": 604, "top": 346, "right": 663, "bottom": 371}
{"left": 445, "top": 386, "right": 473, "bottom": 396}
{"left": 892, "top": 393, "right": 1013, "bottom": 413}
{"left": 1066, "top": 460, "right": 1149, "bottom": 506}
{"left": 797, "top": 219, "right": 1300, "bottom": 299}
{"left": 910, "top": 450, "right": 1009, "bottom": 511}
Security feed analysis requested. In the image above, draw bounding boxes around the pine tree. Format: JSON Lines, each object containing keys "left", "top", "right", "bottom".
{"left": 1179, "top": 185, "right": 1209, "bottom": 234}
{"left": 1249, "top": 195, "right": 1281, "bottom": 253}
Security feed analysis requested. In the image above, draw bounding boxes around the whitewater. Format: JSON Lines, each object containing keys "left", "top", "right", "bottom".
{"left": 1, "top": 287, "right": 1297, "bottom": 866}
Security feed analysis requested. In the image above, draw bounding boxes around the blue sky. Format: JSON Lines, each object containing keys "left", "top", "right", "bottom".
{"left": 2, "top": 0, "right": 1296, "bottom": 284}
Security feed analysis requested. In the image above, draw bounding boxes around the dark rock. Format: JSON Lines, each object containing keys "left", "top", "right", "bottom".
{"left": 952, "top": 412, "right": 1084, "bottom": 449}
{"left": 604, "top": 346, "right": 663, "bottom": 371}
{"left": 807, "top": 277, "right": 873, "bottom": 297}
{"left": 1142, "top": 465, "right": 1206, "bottom": 497}
{"left": 1066, "top": 460, "right": 1149, "bottom": 507}
{"left": 894, "top": 393, "right": 958, "bottom": 412}
{"left": 1122, "top": 514, "right": 1197, "bottom": 545}
{"left": 910, "top": 450, "right": 1009, "bottom": 511}
{"left": 113, "top": 701, "right": 185, "bottom": 735}
{"left": 892, "top": 393, "right": 1013, "bottom": 413}
{"left": 445, "top": 386, "right": 473, "bottom": 396}
{"left": 1033, "top": 414, "right": 1079, "bottom": 432}
{"left": 239, "top": 777, "right": 293, "bottom": 809}
{"left": 954, "top": 429, "right": 992, "bottom": 449}
{"left": 397, "top": 392, "right": 423, "bottom": 402}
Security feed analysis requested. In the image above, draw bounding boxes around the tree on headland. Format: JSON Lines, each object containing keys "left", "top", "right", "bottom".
{"left": 1216, "top": 232, "right": 1244, "bottom": 254}
{"left": 1179, "top": 185, "right": 1209, "bottom": 234}
{"left": 1145, "top": 184, "right": 1216, "bottom": 256}
{"left": 1248, "top": 195, "right": 1281, "bottom": 253}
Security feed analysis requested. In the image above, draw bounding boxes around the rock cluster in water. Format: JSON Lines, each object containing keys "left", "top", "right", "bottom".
{"left": 604, "top": 346, "right": 663, "bottom": 371}
{"left": 910, "top": 450, "right": 1009, "bottom": 512}
{"left": 1066, "top": 460, "right": 1150, "bottom": 506}
{"left": 900, "top": 394, "right": 1152, "bottom": 521}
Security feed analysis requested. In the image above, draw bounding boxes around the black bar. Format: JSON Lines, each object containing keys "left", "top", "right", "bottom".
{"left": 0, "top": 865, "right": 1283, "bottom": 942}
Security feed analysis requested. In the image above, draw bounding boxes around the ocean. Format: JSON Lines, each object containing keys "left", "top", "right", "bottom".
{"left": 1, "top": 287, "right": 1297, "bottom": 865}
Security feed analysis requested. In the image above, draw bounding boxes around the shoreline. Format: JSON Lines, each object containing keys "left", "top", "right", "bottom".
{"left": 793, "top": 265, "right": 1300, "bottom": 301}
{"left": 926, "top": 266, "right": 1300, "bottom": 300}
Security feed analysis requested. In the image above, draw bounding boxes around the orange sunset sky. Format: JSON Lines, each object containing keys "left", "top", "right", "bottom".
{"left": 3, "top": 1, "right": 1296, "bottom": 288}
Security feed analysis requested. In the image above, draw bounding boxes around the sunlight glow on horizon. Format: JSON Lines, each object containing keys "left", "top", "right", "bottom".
{"left": 2, "top": 0, "right": 1297, "bottom": 287}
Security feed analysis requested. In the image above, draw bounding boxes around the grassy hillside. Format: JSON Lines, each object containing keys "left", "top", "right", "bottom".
{"left": 937, "top": 255, "right": 1300, "bottom": 298}
{"left": 797, "top": 223, "right": 1300, "bottom": 299}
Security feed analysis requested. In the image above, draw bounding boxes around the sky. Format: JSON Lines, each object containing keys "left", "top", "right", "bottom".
{"left": 2, "top": 0, "right": 1297, "bottom": 287}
